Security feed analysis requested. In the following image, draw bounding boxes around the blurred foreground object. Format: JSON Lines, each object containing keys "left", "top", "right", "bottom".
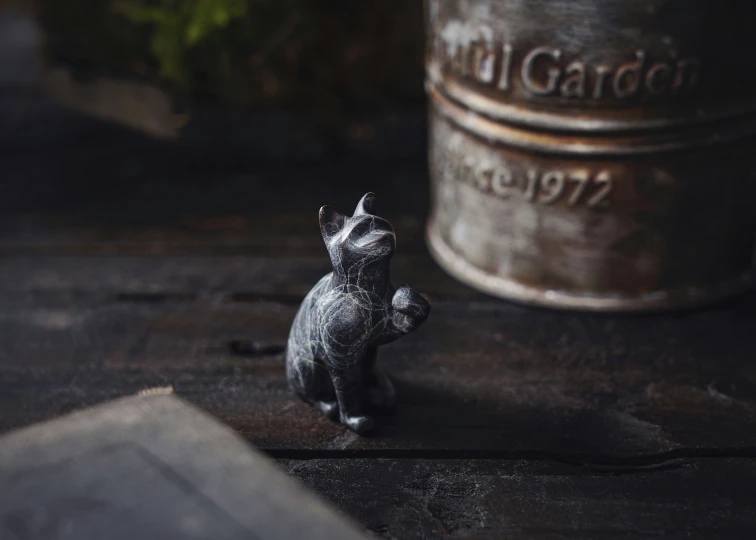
{"left": 425, "top": 0, "right": 756, "bottom": 311}
{"left": 0, "top": 392, "right": 366, "bottom": 540}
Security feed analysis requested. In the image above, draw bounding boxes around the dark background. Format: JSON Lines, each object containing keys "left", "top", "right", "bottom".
{"left": 3, "top": 0, "right": 430, "bottom": 220}
{"left": 10, "top": 0, "right": 427, "bottom": 157}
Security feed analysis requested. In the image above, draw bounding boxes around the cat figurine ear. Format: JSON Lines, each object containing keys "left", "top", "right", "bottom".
{"left": 354, "top": 192, "right": 376, "bottom": 216}
{"left": 319, "top": 205, "right": 346, "bottom": 243}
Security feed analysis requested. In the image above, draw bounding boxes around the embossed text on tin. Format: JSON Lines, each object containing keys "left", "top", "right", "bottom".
{"left": 439, "top": 153, "right": 613, "bottom": 209}
{"left": 433, "top": 38, "right": 701, "bottom": 100}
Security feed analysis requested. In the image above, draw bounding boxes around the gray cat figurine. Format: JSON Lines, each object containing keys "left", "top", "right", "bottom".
{"left": 286, "top": 193, "right": 430, "bottom": 434}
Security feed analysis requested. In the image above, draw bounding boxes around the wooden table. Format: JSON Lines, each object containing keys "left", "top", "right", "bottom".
{"left": 2, "top": 99, "right": 756, "bottom": 539}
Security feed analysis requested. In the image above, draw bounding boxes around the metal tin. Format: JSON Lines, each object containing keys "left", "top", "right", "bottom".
{"left": 425, "top": 0, "right": 756, "bottom": 311}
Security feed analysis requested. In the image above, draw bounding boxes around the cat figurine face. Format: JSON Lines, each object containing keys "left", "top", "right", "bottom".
{"left": 319, "top": 193, "right": 396, "bottom": 276}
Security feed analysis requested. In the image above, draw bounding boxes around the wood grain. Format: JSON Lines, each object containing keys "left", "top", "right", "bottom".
{"left": 2, "top": 109, "right": 755, "bottom": 537}
{"left": 281, "top": 457, "right": 756, "bottom": 539}
{"left": 2, "top": 284, "right": 755, "bottom": 461}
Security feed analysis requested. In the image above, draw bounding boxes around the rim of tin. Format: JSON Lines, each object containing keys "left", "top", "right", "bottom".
{"left": 426, "top": 218, "right": 755, "bottom": 312}
{"left": 428, "top": 65, "right": 756, "bottom": 135}
{"left": 430, "top": 84, "right": 756, "bottom": 156}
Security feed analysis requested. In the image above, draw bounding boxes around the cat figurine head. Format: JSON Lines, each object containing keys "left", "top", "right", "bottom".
{"left": 319, "top": 192, "right": 396, "bottom": 275}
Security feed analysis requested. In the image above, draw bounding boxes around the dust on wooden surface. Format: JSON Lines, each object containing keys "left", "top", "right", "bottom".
{"left": 1, "top": 98, "right": 755, "bottom": 538}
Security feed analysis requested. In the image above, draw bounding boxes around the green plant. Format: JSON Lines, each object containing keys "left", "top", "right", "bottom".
{"left": 113, "top": 0, "right": 247, "bottom": 87}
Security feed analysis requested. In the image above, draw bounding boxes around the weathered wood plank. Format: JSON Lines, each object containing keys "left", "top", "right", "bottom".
{"left": 0, "top": 252, "right": 477, "bottom": 301}
{"left": 1, "top": 294, "right": 755, "bottom": 459}
{"left": 280, "top": 457, "right": 756, "bottom": 539}
{"left": 0, "top": 213, "right": 428, "bottom": 255}
{"left": 3, "top": 96, "right": 754, "bottom": 540}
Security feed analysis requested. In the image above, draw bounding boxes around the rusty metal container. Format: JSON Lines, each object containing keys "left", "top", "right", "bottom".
{"left": 425, "top": 0, "right": 756, "bottom": 311}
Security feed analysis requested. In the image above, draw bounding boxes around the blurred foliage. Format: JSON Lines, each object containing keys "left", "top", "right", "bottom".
{"left": 38, "top": 0, "right": 425, "bottom": 120}
{"left": 112, "top": 0, "right": 248, "bottom": 85}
